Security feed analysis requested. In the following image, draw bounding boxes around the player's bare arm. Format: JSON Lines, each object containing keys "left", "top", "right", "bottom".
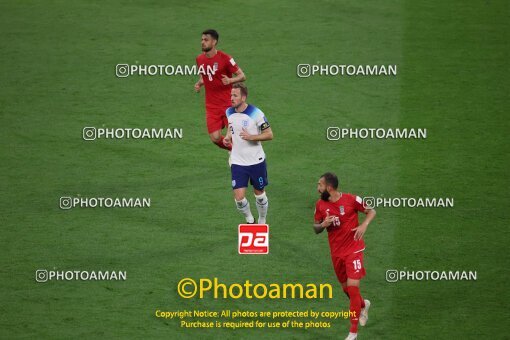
{"left": 194, "top": 77, "right": 204, "bottom": 92}
{"left": 221, "top": 68, "right": 246, "bottom": 85}
{"left": 223, "top": 124, "right": 233, "bottom": 147}
{"left": 313, "top": 211, "right": 334, "bottom": 234}
{"left": 313, "top": 221, "right": 325, "bottom": 234}
{"left": 351, "top": 208, "right": 376, "bottom": 241}
{"left": 239, "top": 127, "right": 273, "bottom": 141}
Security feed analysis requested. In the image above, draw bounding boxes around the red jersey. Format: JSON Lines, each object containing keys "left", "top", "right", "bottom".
{"left": 314, "top": 193, "right": 367, "bottom": 258}
{"left": 196, "top": 50, "right": 239, "bottom": 109}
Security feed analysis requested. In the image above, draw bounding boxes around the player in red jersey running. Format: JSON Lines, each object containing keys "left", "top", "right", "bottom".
{"left": 313, "top": 172, "right": 376, "bottom": 340}
{"left": 195, "top": 29, "right": 246, "bottom": 151}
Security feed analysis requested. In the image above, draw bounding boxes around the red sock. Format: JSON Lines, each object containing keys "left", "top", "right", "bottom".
{"left": 214, "top": 135, "right": 232, "bottom": 151}
{"left": 344, "top": 286, "right": 365, "bottom": 307}
{"left": 342, "top": 287, "right": 350, "bottom": 299}
{"left": 347, "top": 286, "right": 362, "bottom": 333}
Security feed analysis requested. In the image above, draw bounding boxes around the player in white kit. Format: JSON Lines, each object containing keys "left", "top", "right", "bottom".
{"left": 223, "top": 83, "right": 273, "bottom": 224}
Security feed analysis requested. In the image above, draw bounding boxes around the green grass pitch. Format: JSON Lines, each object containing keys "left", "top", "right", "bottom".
{"left": 1, "top": 0, "right": 508, "bottom": 339}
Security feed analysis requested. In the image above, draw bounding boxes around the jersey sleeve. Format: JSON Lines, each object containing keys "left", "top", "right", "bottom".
{"left": 255, "top": 109, "right": 270, "bottom": 130}
{"left": 314, "top": 201, "right": 323, "bottom": 222}
{"left": 354, "top": 195, "right": 367, "bottom": 212}
{"left": 224, "top": 53, "right": 240, "bottom": 74}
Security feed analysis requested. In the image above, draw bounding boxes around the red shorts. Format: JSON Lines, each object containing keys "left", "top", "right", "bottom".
{"left": 206, "top": 106, "right": 229, "bottom": 133}
{"left": 331, "top": 251, "right": 366, "bottom": 283}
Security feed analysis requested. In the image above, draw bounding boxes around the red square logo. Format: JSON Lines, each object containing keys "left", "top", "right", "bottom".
{"left": 238, "top": 224, "right": 269, "bottom": 254}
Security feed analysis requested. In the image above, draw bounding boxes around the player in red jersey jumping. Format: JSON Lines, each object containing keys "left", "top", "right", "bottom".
{"left": 313, "top": 172, "right": 376, "bottom": 340}
{"left": 195, "top": 29, "right": 246, "bottom": 151}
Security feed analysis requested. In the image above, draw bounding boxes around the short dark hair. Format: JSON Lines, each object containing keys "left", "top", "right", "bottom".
{"left": 202, "top": 29, "right": 219, "bottom": 42}
{"left": 232, "top": 82, "right": 248, "bottom": 97}
{"left": 321, "top": 172, "right": 339, "bottom": 189}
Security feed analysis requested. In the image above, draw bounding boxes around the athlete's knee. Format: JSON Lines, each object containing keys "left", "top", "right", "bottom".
{"left": 342, "top": 286, "right": 350, "bottom": 298}
{"left": 235, "top": 194, "right": 248, "bottom": 209}
{"left": 209, "top": 132, "right": 221, "bottom": 143}
{"left": 234, "top": 191, "right": 246, "bottom": 202}
{"left": 346, "top": 278, "right": 360, "bottom": 287}
{"left": 254, "top": 189, "right": 265, "bottom": 195}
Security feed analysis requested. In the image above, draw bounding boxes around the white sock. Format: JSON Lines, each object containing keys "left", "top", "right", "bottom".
{"left": 254, "top": 192, "right": 268, "bottom": 224}
{"left": 235, "top": 198, "right": 254, "bottom": 223}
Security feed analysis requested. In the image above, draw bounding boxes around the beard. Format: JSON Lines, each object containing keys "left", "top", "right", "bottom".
{"left": 320, "top": 190, "right": 330, "bottom": 201}
{"left": 202, "top": 46, "right": 212, "bottom": 52}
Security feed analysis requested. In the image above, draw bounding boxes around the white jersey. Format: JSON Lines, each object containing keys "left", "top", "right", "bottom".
{"left": 226, "top": 104, "right": 270, "bottom": 166}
